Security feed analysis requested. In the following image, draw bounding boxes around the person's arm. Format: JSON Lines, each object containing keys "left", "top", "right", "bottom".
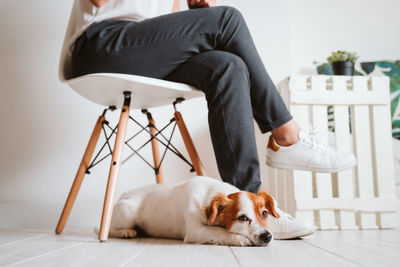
{"left": 187, "top": 0, "right": 216, "bottom": 9}
{"left": 172, "top": 0, "right": 180, "bottom": 12}
{"left": 89, "top": 0, "right": 110, "bottom": 8}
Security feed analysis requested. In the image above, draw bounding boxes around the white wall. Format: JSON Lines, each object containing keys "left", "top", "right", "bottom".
{"left": 289, "top": 0, "right": 400, "bottom": 74}
{"left": 0, "top": 0, "right": 399, "bottom": 229}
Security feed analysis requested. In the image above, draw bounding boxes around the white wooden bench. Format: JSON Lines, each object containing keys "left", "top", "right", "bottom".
{"left": 268, "top": 75, "right": 398, "bottom": 230}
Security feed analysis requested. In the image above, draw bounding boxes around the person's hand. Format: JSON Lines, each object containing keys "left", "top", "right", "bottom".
{"left": 89, "top": 0, "right": 110, "bottom": 8}
{"left": 187, "top": 0, "right": 216, "bottom": 9}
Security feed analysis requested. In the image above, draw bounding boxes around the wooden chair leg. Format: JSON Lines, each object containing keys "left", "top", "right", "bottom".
{"left": 98, "top": 92, "right": 131, "bottom": 242}
{"left": 146, "top": 112, "right": 164, "bottom": 184}
{"left": 55, "top": 115, "right": 105, "bottom": 234}
{"left": 174, "top": 111, "right": 206, "bottom": 176}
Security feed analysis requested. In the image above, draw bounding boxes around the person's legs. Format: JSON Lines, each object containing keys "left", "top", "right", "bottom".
{"left": 166, "top": 50, "right": 260, "bottom": 192}
{"left": 71, "top": 6, "right": 292, "bottom": 132}
{"left": 71, "top": 6, "right": 292, "bottom": 192}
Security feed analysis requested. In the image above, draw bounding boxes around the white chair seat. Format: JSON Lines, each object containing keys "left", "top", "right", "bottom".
{"left": 67, "top": 73, "right": 204, "bottom": 109}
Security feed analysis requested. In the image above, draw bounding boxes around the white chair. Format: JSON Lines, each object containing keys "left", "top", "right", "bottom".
{"left": 55, "top": 18, "right": 206, "bottom": 242}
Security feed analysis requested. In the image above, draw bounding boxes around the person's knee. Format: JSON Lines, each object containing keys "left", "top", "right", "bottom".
{"left": 219, "top": 51, "right": 247, "bottom": 70}
{"left": 204, "top": 51, "right": 248, "bottom": 78}
{"left": 215, "top": 6, "right": 243, "bottom": 17}
{"left": 214, "top": 6, "right": 244, "bottom": 21}
{"left": 203, "top": 51, "right": 250, "bottom": 95}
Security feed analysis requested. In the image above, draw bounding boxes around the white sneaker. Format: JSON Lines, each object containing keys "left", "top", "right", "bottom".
{"left": 269, "top": 207, "right": 315, "bottom": 240}
{"left": 266, "top": 130, "right": 356, "bottom": 173}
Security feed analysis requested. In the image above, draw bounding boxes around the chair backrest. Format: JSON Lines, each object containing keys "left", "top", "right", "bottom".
{"left": 59, "top": 2, "right": 203, "bottom": 109}
{"left": 59, "top": 0, "right": 82, "bottom": 82}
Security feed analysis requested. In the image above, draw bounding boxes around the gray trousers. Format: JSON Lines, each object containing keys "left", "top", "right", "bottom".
{"left": 71, "top": 6, "right": 292, "bottom": 193}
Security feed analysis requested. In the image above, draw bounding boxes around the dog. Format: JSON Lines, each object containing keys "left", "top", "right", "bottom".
{"left": 107, "top": 176, "right": 279, "bottom": 246}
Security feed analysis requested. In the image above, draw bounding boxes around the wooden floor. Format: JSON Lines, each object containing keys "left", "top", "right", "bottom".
{"left": 1, "top": 228, "right": 400, "bottom": 267}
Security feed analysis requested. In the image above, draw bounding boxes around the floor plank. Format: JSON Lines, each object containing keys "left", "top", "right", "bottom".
{"left": 123, "top": 238, "right": 239, "bottom": 267}
{"left": 0, "top": 237, "right": 79, "bottom": 266}
{"left": 2, "top": 229, "right": 400, "bottom": 267}
{"left": 0, "top": 229, "right": 95, "bottom": 266}
{"left": 353, "top": 229, "right": 400, "bottom": 245}
{"left": 14, "top": 238, "right": 152, "bottom": 267}
{"left": 231, "top": 239, "right": 360, "bottom": 267}
{"left": 302, "top": 230, "right": 400, "bottom": 267}
{"left": 0, "top": 231, "right": 42, "bottom": 246}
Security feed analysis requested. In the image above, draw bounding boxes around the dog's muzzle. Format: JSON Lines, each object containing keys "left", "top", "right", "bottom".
{"left": 259, "top": 231, "right": 272, "bottom": 244}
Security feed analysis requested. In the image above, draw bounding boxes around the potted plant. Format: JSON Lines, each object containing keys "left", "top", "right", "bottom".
{"left": 327, "top": 50, "right": 359, "bottom": 75}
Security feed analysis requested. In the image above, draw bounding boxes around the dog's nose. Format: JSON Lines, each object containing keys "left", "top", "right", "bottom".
{"left": 259, "top": 232, "right": 272, "bottom": 243}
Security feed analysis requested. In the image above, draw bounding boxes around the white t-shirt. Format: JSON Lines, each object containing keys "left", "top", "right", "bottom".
{"left": 60, "top": 0, "right": 175, "bottom": 80}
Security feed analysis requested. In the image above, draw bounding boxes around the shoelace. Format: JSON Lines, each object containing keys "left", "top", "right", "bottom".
{"left": 275, "top": 206, "right": 293, "bottom": 221}
{"left": 270, "top": 207, "right": 293, "bottom": 231}
{"left": 301, "top": 128, "right": 336, "bottom": 155}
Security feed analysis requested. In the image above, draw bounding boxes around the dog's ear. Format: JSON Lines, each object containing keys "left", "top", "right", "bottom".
{"left": 258, "top": 189, "right": 279, "bottom": 218}
{"left": 204, "top": 193, "right": 229, "bottom": 225}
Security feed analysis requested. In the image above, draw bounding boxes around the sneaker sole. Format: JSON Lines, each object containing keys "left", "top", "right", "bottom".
{"left": 273, "top": 228, "right": 315, "bottom": 240}
{"left": 266, "top": 158, "right": 356, "bottom": 173}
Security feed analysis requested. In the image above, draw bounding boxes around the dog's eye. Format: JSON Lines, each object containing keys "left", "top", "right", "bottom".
{"left": 262, "top": 210, "right": 268, "bottom": 218}
{"left": 238, "top": 215, "right": 249, "bottom": 222}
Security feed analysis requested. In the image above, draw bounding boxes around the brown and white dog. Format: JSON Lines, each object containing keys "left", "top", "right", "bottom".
{"left": 107, "top": 176, "right": 279, "bottom": 246}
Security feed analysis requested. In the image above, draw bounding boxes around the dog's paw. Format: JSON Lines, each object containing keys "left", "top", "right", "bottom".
{"left": 186, "top": 234, "right": 253, "bottom": 246}
{"left": 109, "top": 228, "right": 137, "bottom": 239}
{"left": 229, "top": 234, "right": 254, "bottom": 247}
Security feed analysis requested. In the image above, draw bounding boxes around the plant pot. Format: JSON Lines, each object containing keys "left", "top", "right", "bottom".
{"left": 331, "top": 61, "right": 355, "bottom": 75}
